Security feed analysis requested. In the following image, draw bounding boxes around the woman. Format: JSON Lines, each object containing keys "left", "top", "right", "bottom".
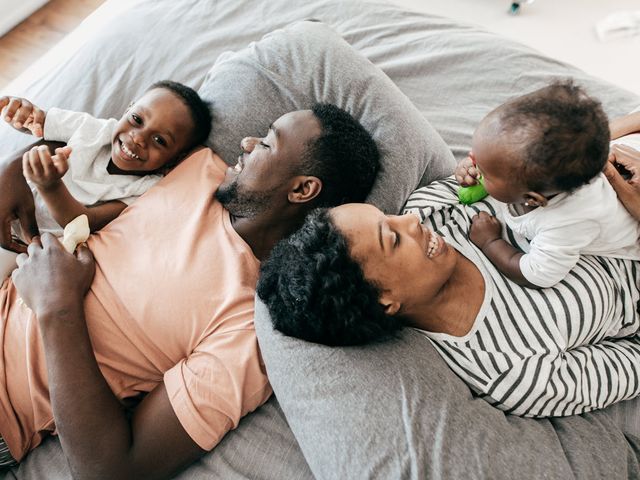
{"left": 258, "top": 178, "right": 640, "bottom": 418}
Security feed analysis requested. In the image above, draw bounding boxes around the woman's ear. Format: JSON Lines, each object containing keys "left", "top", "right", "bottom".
{"left": 523, "top": 191, "right": 549, "bottom": 208}
{"left": 380, "top": 293, "right": 401, "bottom": 316}
{"left": 288, "top": 176, "right": 322, "bottom": 204}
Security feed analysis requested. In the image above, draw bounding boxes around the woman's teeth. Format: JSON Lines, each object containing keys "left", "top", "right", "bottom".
{"left": 121, "top": 142, "right": 140, "bottom": 160}
{"left": 427, "top": 233, "right": 440, "bottom": 257}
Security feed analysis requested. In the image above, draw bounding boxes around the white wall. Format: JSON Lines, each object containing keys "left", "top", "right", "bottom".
{"left": 0, "top": 0, "right": 49, "bottom": 37}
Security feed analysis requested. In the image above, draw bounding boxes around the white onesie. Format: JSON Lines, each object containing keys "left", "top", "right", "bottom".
{"left": 0, "top": 108, "right": 161, "bottom": 278}
{"left": 505, "top": 136, "right": 640, "bottom": 288}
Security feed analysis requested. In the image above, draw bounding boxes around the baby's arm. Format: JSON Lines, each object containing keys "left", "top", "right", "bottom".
{"left": 23, "top": 145, "right": 126, "bottom": 231}
{"left": 0, "top": 96, "right": 46, "bottom": 137}
{"left": 469, "top": 212, "right": 536, "bottom": 287}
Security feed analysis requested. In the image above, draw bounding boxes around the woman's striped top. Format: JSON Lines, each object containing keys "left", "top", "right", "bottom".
{"left": 403, "top": 178, "right": 640, "bottom": 418}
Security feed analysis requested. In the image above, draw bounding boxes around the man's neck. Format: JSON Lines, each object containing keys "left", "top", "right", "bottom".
{"left": 229, "top": 210, "right": 306, "bottom": 261}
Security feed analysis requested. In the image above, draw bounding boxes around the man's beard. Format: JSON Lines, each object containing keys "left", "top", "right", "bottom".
{"left": 215, "top": 179, "right": 273, "bottom": 219}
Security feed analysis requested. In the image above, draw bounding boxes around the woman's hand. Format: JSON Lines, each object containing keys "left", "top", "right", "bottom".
{"left": 454, "top": 153, "right": 480, "bottom": 187}
{"left": 604, "top": 144, "right": 640, "bottom": 221}
{"left": 469, "top": 211, "right": 502, "bottom": 250}
{"left": 12, "top": 234, "right": 95, "bottom": 318}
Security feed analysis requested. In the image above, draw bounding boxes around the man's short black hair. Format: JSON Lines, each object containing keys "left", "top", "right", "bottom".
{"left": 496, "top": 79, "right": 610, "bottom": 193}
{"left": 148, "top": 80, "right": 212, "bottom": 148}
{"left": 298, "top": 103, "right": 380, "bottom": 207}
{"left": 257, "top": 208, "right": 403, "bottom": 346}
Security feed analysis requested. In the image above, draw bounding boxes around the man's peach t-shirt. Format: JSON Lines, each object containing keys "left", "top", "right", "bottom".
{"left": 0, "top": 149, "right": 271, "bottom": 461}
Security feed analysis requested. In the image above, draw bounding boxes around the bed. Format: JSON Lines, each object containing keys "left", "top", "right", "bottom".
{"left": 1, "top": 0, "right": 639, "bottom": 478}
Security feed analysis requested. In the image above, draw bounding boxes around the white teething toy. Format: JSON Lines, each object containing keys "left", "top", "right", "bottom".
{"left": 61, "top": 214, "right": 90, "bottom": 253}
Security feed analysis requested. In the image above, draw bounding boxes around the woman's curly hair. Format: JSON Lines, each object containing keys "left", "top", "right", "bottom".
{"left": 257, "top": 208, "right": 404, "bottom": 346}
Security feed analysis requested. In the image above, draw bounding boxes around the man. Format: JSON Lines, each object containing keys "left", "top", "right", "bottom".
{"left": 0, "top": 103, "right": 380, "bottom": 478}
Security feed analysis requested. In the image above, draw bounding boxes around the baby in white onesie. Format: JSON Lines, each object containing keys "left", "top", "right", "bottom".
{"left": 454, "top": 80, "right": 640, "bottom": 288}
{"left": 0, "top": 80, "right": 212, "bottom": 277}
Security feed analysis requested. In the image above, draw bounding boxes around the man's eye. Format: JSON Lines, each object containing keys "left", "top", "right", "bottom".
{"left": 131, "top": 114, "right": 142, "bottom": 125}
{"left": 259, "top": 141, "right": 270, "bottom": 149}
{"left": 154, "top": 135, "right": 167, "bottom": 147}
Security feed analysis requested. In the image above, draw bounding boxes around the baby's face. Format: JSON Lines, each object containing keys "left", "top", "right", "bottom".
{"left": 110, "top": 88, "right": 194, "bottom": 172}
{"left": 471, "top": 116, "right": 528, "bottom": 205}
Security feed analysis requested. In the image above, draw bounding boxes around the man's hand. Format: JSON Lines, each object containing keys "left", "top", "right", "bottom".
{"left": 454, "top": 153, "right": 480, "bottom": 187}
{"left": 0, "top": 96, "right": 46, "bottom": 137}
{"left": 12, "top": 234, "right": 94, "bottom": 318}
{"left": 0, "top": 157, "right": 39, "bottom": 253}
{"left": 604, "top": 144, "right": 640, "bottom": 221}
{"left": 469, "top": 211, "right": 502, "bottom": 250}
{"left": 22, "top": 145, "right": 71, "bottom": 190}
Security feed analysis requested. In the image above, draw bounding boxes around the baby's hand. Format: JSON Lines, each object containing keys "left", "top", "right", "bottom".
{"left": 22, "top": 145, "right": 71, "bottom": 190}
{"left": 454, "top": 154, "right": 480, "bottom": 187}
{"left": 469, "top": 211, "right": 502, "bottom": 250}
{"left": 0, "top": 96, "right": 46, "bottom": 137}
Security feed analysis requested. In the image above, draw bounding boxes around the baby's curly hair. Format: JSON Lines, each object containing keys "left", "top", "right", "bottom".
{"left": 495, "top": 79, "right": 610, "bottom": 193}
{"left": 148, "top": 80, "right": 212, "bottom": 148}
{"left": 257, "top": 208, "right": 403, "bottom": 346}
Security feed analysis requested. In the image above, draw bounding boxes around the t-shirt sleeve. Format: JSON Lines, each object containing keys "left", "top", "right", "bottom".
{"left": 44, "top": 108, "right": 112, "bottom": 143}
{"left": 519, "top": 220, "right": 601, "bottom": 288}
{"left": 483, "top": 333, "right": 640, "bottom": 417}
{"left": 403, "top": 176, "right": 461, "bottom": 222}
{"left": 163, "top": 326, "right": 272, "bottom": 451}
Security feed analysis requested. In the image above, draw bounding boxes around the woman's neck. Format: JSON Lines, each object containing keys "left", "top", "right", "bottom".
{"left": 411, "top": 250, "right": 485, "bottom": 337}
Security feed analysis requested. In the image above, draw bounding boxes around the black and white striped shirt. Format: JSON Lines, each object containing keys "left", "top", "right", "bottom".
{"left": 403, "top": 178, "right": 640, "bottom": 418}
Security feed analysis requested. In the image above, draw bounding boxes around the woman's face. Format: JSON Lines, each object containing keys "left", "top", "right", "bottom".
{"left": 330, "top": 203, "right": 458, "bottom": 317}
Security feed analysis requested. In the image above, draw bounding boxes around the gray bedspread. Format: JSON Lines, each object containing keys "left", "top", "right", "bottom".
{"left": 1, "top": 0, "right": 639, "bottom": 478}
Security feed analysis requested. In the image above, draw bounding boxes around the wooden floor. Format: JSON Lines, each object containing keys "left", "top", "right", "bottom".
{"left": 0, "top": 0, "right": 106, "bottom": 89}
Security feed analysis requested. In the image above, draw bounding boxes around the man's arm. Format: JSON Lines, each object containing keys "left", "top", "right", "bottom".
{"left": 0, "top": 140, "right": 64, "bottom": 252}
{"left": 12, "top": 235, "right": 206, "bottom": 480}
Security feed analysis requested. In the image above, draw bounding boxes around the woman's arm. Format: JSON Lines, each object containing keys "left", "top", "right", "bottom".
{"left": 610, "top": 111, "right": 640, "bottom": 140}
{"left": 485, "top": 335, "right": 640, "bottom": 418}
{"left": 12, "top": 235, "right": 206, "bottom": 479}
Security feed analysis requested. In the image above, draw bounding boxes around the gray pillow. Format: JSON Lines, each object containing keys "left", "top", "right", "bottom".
{"left": 254, "top": 298, "right": 640, "bottom": 479}
{"left": 197, "top": 20, "right": 456, "bottom": 214}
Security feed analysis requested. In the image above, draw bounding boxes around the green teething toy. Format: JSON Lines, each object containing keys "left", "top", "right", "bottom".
{"left": 458, "top": 176, "right": 488, "bottom": 205}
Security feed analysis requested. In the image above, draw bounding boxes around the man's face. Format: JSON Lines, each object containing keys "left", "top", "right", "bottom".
{"left": 215, "top": 110, "right": 322, "bottom": 217}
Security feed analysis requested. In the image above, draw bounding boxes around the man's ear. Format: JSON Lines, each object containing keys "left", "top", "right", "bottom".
{"left": 523, "top": 191, "right": 549, "bottom": 208}
{"left": 288, "top": 176, "right": 322, "bottom": 204}
{"left": 380, "top": 293, "right": 401, "bottom": 316}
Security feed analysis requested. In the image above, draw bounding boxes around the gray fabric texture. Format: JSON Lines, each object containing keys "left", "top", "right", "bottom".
{"left": 255, "top": 299, "right": 640, "bottom": 480}
{"left": 5, "top": 398, "right": 313, "bottom": 480}
{"left": 198, "top": 21, "right": 456, "bottom": 214}
{"left": 1, "top": 0, "right": 639, "bottom": 478}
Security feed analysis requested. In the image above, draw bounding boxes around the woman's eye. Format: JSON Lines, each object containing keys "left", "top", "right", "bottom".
{"left": 393, "top": 232, "right": 400, "bottom": 247}
{"left": 154, "top": 135, "right": 167, "bottom": 147}
{"left": 131, "top": 114, "right": 142, "bottom": 125}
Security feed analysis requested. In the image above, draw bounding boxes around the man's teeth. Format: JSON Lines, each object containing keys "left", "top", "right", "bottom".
{"left": 233, "top": 163, "right": 242, "bottom": 173}
{"left": 427, "top": 234, "right": 439, "bottom": 257}
{"left": 121, "top": 142, "right": 140, "bottom": 160}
